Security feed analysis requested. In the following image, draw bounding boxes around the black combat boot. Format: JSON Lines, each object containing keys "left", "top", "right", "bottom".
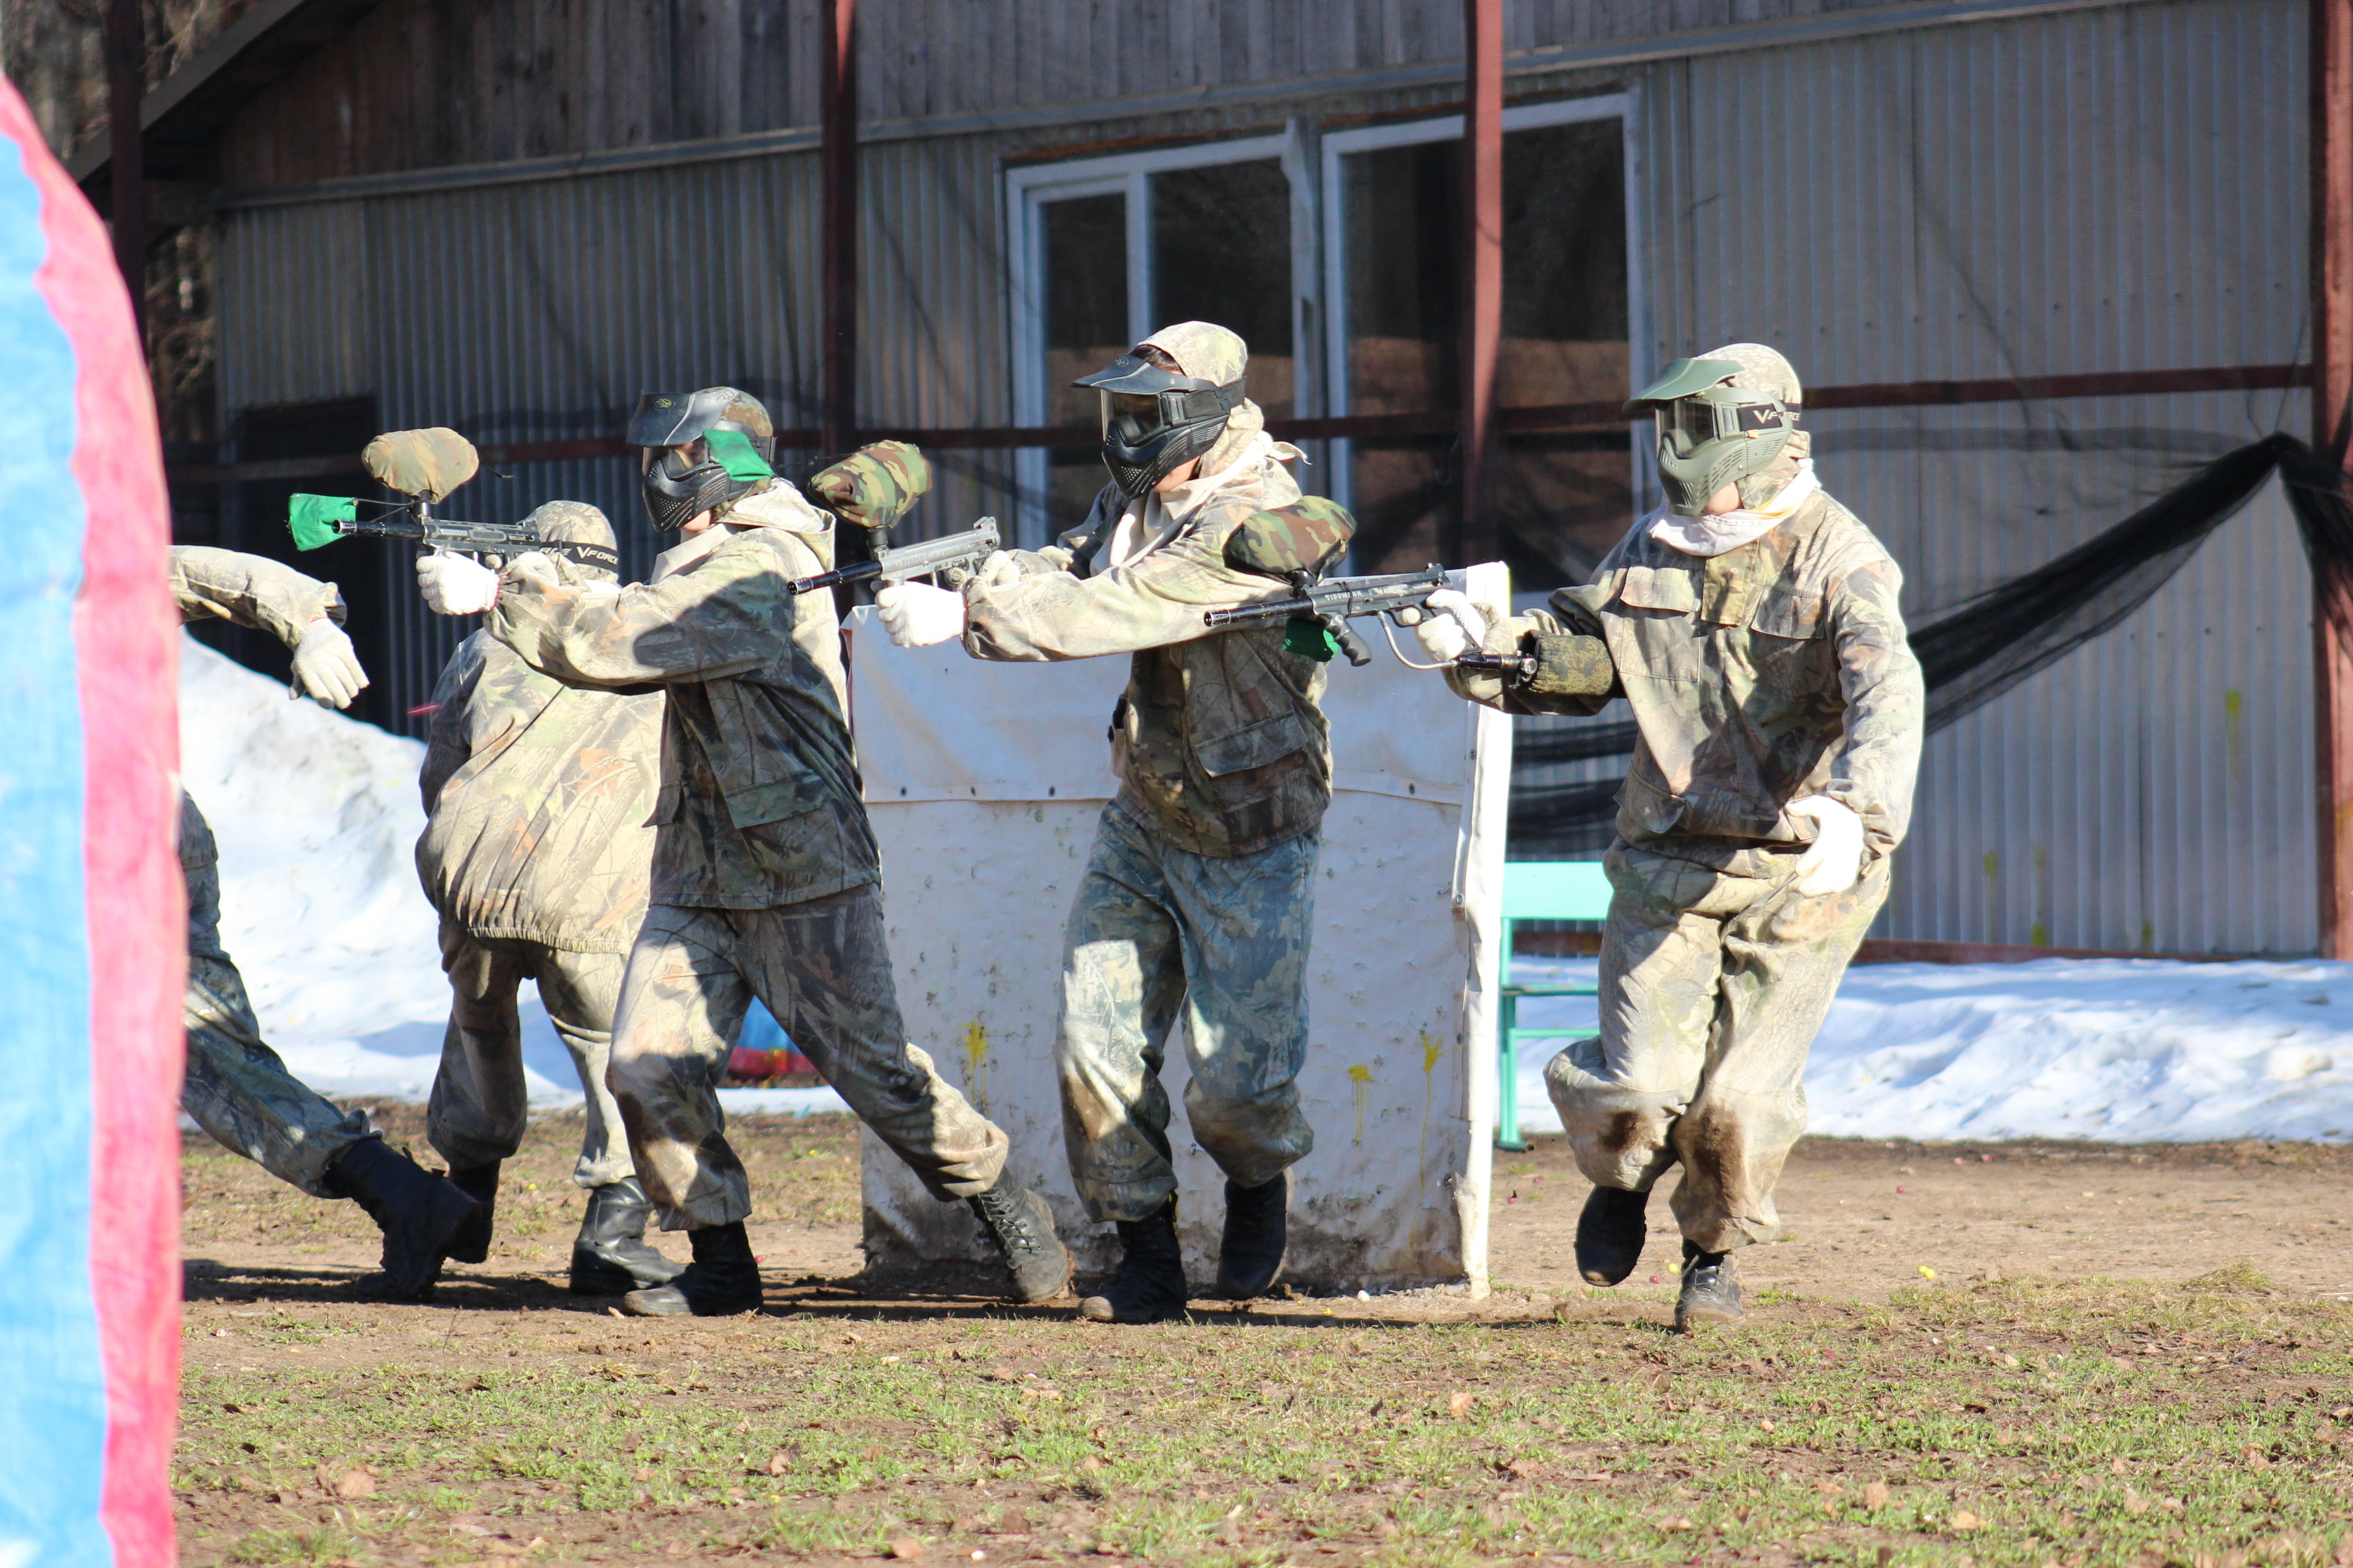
{"left": 1674, "top": 1239, "right": 1745, "bottom": 1332}
{"left": 444, "top": 1161, "right": 499, "bottom": 1265}
{"left": 1575, "top": 1184, "right": 1651, "bottom": 1287}
{"left": 621, "top": 1220, "right": 762, "bottom": 1316}
{"left": 1078, "top": 1199, "right": 1188, "bottom": 1325}
{"left": 323, "top": 1139, "right": 483, "bottom": 1301}
{"left": 967, "top": 1182, "right": 1071, "bottom": 1303}
{"left": 1214, "top": 1173, "right": 1288, "bottom": 1300}
{"left": 570, "top": 1178, "right": 685, "bottom": 1295}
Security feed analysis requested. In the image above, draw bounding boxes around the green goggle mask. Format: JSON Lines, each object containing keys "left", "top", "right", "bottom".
{"left": 1629, "top": 356, "right": 1799, "bottom": 517}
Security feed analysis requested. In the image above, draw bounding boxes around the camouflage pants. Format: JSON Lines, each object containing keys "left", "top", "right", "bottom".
{"left": 1546, "top": 842, "right": 1889, "bottom": 1253}
{"left": 610, "top": 887, "right": 1010, "bottom": 1229}
{"left": 1058, "top": 806, "right": 1317, "bottom": 1223}
{"left": 427, "top": 923, "right": 634, "bottom": 1189}
{"left": 181, "top": 799, "right": 374, "bottom": 1199}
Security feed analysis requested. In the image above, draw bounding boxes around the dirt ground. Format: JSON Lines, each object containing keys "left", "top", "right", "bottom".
{"left": 173, "top": 1109, "right": 2353, "bottom": 1567}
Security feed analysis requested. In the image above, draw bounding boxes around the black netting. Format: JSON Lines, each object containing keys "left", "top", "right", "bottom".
{"left": 1508, "top": 433, "right": 2353, "bottom": 847}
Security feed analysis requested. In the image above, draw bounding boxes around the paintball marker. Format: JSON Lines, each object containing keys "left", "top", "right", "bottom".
{"left": 788, "top": 516, "right": 1001, "bottom": 595}
{"left": 286, "top": 495, "right": 621, "bottom": 573}
{"left": 1201, "top": 566, "right": 1450, "bottom": 668}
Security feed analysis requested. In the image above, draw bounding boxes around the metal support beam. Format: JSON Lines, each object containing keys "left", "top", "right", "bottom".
{"left": 820, "top": 0, "right": 858, "bottom": 458}
{"left": 2315, "top": 0, "right": 2353, "bottom": 957}
{"left": 1459, "top": 0, "right": 1505, "bottom": 566}
{"left": 107, "top": 0, "right": 145, "bottom": 341}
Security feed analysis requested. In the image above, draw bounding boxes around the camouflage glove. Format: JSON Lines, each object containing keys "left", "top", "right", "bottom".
{"left": 363, "top": 428, "right": 480, "bottom": 501}
{"left": 809, "top": 441, "right": 931, "bottom": 532}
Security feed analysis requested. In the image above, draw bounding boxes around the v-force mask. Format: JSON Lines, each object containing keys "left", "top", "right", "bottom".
{"left": 1073, "top": 351, "right": 1244, "bottom": 501}
{"left": 1625, "top": 346, "right": 1801, "bottom": 518}
{"left": 628, "top": 386, "right": 778, "bottom": 532}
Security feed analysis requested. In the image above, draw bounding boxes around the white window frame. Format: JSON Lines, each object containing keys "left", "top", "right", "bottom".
{"left": 1005, "top": 133, "right": 1295, "bottom": 546}
{"left": 1318, "top": 92, "right": 1642, "bottom": 572}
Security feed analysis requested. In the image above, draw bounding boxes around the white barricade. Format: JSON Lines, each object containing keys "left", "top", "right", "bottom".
{"left": 847, "top": 565, "right": 1509, "bottom": 1295}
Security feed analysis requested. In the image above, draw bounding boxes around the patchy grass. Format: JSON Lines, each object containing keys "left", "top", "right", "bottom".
{"left": 177, "top": 1263, "right": 2353, "bottom": 1566}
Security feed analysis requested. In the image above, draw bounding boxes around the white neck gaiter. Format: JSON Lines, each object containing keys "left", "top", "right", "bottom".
{"left": 1648, "top": 460, "right": 1819, "bottom": 558}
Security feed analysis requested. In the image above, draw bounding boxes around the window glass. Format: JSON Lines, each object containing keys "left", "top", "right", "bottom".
{"left": 1150, "top": 159, "right": 1294, "bottom": 419}
{"left": 1343, "top": 118, "right": 1630, "bottom": 585}
{"left": 1041, "top": 193, "right": 1130, "bottom": 531}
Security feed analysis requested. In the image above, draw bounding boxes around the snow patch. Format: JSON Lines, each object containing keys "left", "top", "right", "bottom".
{"left": 1507, "top": 954, "right": 2353, "bottom": 1143}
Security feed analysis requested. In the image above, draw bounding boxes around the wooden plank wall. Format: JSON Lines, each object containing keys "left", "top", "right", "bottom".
{"left": 214, "top": 0, "right": 1905, "bottom": 188}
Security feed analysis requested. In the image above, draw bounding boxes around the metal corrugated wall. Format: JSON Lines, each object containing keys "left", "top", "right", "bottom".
{"left": 217, "top": 0, "right": 2315, "bottom": 951}
{"left": 1631, "top": 0, "right": 2314, "bottom": 953}
{"left": 213, "top": 71, "right": 1538, "bottom": 733}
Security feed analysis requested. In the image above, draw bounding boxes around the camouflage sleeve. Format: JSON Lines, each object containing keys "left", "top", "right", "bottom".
{"left": 169, "top": 545, "right": 346, "bottom": 646}
{"left": 1821, "top": 553, "right": 1925, "bottom": 859}
{"left": 961, "top": 509, "right": 1281, "bottom": 662}
{"left": 489, "top": 527, "right": 809, "bottom": 688}
{"left": 418, "top": 635, "right": 491, "bottom": 813}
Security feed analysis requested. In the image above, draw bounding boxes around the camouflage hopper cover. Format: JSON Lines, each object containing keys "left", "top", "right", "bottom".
{"left": 1222, "top": 496, "right": 1357, "bottom": 581}
{"left": 363, "top": 428, "right": 481, "bottom": 502}
{"left": 808, "top": 441, "right": 932, "bottom": 532}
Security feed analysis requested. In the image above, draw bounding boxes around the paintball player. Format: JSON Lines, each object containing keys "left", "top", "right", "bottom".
{"left": 876, "top": 322, "right": 1351, "bottom": 1325}
{"left": 409, "top": 392, "right": 1069, "bottom": 1317}
{"left": 172, "top": 546, "right": 483, "bottom": 1299}
{"left": 1418, "top": 343, "right": 1923, "bottom": 1331}
{"left": 409, "top": 495, "right": 682, "bottom": 1296}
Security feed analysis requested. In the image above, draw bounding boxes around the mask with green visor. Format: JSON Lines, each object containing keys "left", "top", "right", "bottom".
{"left": 1624, "top": 345, "right": 1801, "bottom": 518}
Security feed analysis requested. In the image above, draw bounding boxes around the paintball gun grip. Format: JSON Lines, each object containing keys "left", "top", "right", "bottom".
{"left": 1330, "top": 618, "right": 1373, "bottom": 667}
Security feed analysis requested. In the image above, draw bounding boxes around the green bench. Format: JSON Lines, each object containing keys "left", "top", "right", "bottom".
{"left": 1497, "top": 860, "right": 1611, "bottom": 1151}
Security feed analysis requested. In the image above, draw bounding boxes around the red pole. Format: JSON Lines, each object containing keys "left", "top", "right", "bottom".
{"left": 2314, "top": 0, "right": 2353, "bottom": 959}
{"left": 1459, "top": 0, "right": 1504, "bottom": 567}
{"left": 106, "top": 0, "right": 145, "bottom": 345}
{"left": 819, "top": 0, "right": 857, "bottom": 458}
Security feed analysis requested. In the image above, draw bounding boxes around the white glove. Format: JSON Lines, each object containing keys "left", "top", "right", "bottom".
{"left": 1415, "top": 588, "right": 1489, "bottom": 663}
{"left": 1788, "top": 795, "right": 1866, "bottom": 896}
{"left": 875, "top": 579, "right": 968, "bottom": 648}
{"left": 289, "top": 618, "right": 368, "bottom": 709}
{"left": 416, "top": 551, "right": 500, "bottom": 616}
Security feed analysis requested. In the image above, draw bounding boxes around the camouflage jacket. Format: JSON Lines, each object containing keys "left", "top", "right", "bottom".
{"left": 486, "top": 482, "right": 876, "bottom": 909}
{"left": 1448, "top": 490, "right": 1923, "bottom": 864}
{"left": 962, "top": 435, "right": 1332, "bottom": 858}
{"left": 169, "top": 545, "right": 345, "bottom": 640}
{"left": 416, "top": 628, "right": 664, "bottom": 951}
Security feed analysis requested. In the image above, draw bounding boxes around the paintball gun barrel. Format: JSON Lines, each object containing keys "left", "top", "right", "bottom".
{"left": 288, "top": 495, "right": 621, "bottom": 572}
{"left": 1200, "top": 566, "right": 1449, "bottom": 667}
{"left": 789, "top": 516, "right": 1001, "bottom": 595}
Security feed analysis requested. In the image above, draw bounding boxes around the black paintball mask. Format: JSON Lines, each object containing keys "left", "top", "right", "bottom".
{"left": 628, "top": 386, "right": 778, "bottom": 532}
{"left": 1073, "top": 352, "right": 1244, "bottom": 501}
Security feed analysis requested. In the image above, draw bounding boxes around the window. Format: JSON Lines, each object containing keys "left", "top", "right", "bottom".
{"left": 1008, "top": 102, "right": 1632, "bottom": 581}
{"left": 1325, "top": 96, "right": 1634, "bottom": 587}
{"left": 1010, "top": 135, "right": 1297, "bottom": 544}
